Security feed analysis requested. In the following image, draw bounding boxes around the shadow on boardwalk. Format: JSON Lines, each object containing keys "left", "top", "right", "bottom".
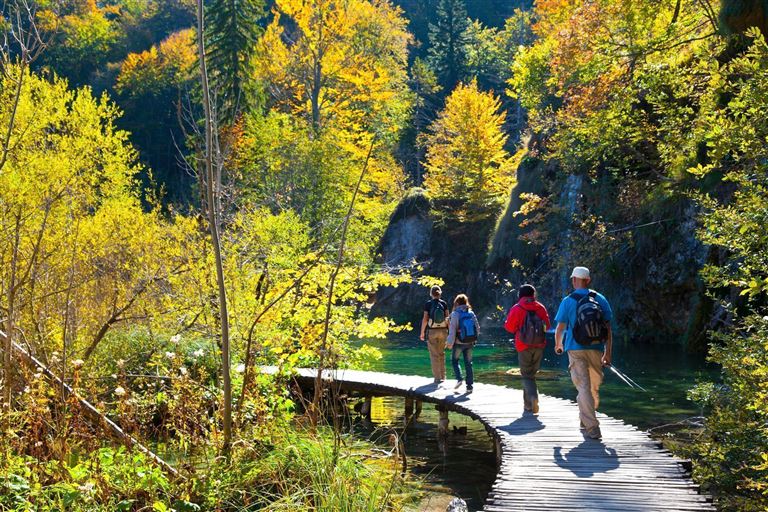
{"left": 554, "top": 440, "right": 619, "bottom": 477}
{"left": 499, "top": 413, "right": 545, "bottom": 436}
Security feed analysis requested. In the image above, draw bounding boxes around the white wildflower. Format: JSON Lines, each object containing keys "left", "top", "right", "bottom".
{"left": 192, "top": 349, "right": 205, "bottom": 358}
{"left": 114, "top": 386, "right": 126, "bottom": 397}
{"left": 170, "top": 334, "right": 181, "bottom": 345}
{"left": 78, "top": 482, "right": 95, "bottom": 493}
{"left": 71, "top": 359, "right": 84, "bottom": 369}
{"left": 116, "top": 359, "right": 125, "bottom": 368}
{"left": 165, "top": 352, "right": 175, "bottom": 360}
{"left": 179, "top": 367, "right": 188, "bottom": 376}
{"left": 236, "top": 364, "right": 245, "bottom": 373}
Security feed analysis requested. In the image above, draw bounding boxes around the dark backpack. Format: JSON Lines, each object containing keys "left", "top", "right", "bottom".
{"left": 428, "top": 299, "right": 448, "bottom": 328}
{"left": 516, "top": 305, "right": 546, "bottom": 346}
{"left": 458, "top": 310, "right": 478, "bottom": 344}
{"left": 571, "top": 290, "right": 608, "bottom": 345}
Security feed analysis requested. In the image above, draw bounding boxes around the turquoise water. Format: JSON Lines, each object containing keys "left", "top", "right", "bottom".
{"left": 356, "top": 329, "right": 719, "bottom": 429}
{"left": 349, "top": 331, "right": 718, "bottom": 511}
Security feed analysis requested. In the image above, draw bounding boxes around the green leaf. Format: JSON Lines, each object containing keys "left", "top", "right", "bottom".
{"left": 173, "top": 500, "right": 201, "bottom": 512}
{"left": 116, "top": 500, "right": 134, "bottom": 511}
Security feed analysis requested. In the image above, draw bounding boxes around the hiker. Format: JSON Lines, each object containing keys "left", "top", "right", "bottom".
{"left": 420, "top": 285, "right": 449, "bottom": 383}
{"left": 554, "top": 266, "right": 613, "bottom": 440}
{"left": 446, "top": 294, "right": 479, "bottom": 392}
{"left": 504, "top": 284, "right": 550, "bottom": 414}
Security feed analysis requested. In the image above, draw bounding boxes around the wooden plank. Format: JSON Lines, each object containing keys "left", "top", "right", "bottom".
{"left": 261, "top": 367, "right": 715, "bottom": 511}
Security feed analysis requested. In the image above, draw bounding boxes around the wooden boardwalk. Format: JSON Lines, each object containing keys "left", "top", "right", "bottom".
{"left": 267, "top": 367, "right": 715, "bottom": 512}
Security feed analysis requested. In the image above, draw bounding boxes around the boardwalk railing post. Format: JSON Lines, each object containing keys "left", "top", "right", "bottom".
{"left": 405, "top": 397, "right": 414, "bottom": 417}
{"left": 437, "top": 405, "right": 449, "bottom": 436}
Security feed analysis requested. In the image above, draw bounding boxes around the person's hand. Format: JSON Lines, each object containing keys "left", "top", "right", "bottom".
{"left": 446, "top": 343, "right": 453, "bottom": 350}
{"left": 555, "top": 342, "right": 564, "bottom": 355}
{"left": 601, "top": 352, "right": 611, "bottom": 367}
{"left": 419, "top": 333, "right": 425, "bottom": 341}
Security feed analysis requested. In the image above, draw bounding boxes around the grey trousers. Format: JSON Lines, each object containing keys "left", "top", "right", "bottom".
{"left": 518, "top": 347, "right": 544, "bottom": 410}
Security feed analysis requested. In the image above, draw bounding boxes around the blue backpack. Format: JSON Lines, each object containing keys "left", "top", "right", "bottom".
{"left": 458, "top": 310, "right": 478, "bottom": 344}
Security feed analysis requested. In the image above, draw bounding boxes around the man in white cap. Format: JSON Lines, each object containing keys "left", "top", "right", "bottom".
{"left": 554, "top": 266, "right": 613, "bottom": 439}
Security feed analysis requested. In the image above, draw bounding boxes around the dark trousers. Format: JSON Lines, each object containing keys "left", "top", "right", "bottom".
{"left": 451, "top": 343, "right": 474, "bottom": 386}
{"left": 518, "top": 347, "right": 544, "bottom": 410}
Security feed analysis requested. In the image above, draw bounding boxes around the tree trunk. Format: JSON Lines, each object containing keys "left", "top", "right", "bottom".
{"left": 3, "top": 211, "right": 20, "bottom": 426}
{"left": 196, "top": 0, "right": 232, "bottom": 455}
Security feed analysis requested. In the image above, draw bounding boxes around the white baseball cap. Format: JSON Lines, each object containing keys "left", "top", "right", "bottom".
{"left": 570, "top": 266, "right": 590, "bottom": 279}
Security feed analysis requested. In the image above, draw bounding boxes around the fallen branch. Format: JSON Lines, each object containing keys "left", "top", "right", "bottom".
{"left": 2, "top": 330, "right": 180, "bottom": 479}
{"left": 647, "top": 416, "right": 705, "bottom": 433}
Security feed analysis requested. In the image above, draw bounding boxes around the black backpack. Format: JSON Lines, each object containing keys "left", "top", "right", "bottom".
{"left": 571, "top": 290, "right": 608, "bottom": 345}
{"left": 428, "top": 299, "right": 448, "bottom": 328}
{"left": 516, "top": 305, "right": 546, "bottom": 346}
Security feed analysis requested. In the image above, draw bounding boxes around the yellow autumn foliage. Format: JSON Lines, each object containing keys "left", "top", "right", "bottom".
{"left": 423, "top": 79, "right": 516, "bottom": 218}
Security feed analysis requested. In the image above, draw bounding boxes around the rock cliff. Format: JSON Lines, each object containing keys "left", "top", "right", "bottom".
{"left": 374, "top": 155, "right": 711, "bottom": 349}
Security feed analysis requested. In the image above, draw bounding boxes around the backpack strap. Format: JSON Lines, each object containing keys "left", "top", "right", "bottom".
{"left": 510, "top": 303, "right": 527, "bottom": 333}
{"left": 570, "top": 290, "right": 597, "bottom": 301}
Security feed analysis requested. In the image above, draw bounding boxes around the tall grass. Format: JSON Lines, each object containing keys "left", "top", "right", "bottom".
{"left": 1, "top": 365, "right": 418, "bottom": 511}
{"left": 199, "top": 425, "right": 415, "bottom": 511}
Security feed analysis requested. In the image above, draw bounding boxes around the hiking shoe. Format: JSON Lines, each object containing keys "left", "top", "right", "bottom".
{"left": 587, "top": 427, "right": 602, "bottom": 440}
{"left": 531, "top": 399, "right": 539, "bottom": 415}
{"left": 454, "top": 379, "right": 464, "bottom": 389}
{"left": 466, "top": 385, "right": 473, "bottom": 392}
{"left": 579, "top": 421, "right": 586, "bottom": 431}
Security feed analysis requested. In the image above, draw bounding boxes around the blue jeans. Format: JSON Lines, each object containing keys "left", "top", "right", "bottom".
{"left": 451, "top": 343, "right": 474, "bottom": 387}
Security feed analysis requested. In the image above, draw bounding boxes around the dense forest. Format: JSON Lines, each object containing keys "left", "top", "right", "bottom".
{"left": 1, "top": 0, "right": 767, "bottom": 510}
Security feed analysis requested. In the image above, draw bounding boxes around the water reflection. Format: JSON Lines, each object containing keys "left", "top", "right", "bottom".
{"left": 355, "top": 395, "right": 495, "bottom": 511}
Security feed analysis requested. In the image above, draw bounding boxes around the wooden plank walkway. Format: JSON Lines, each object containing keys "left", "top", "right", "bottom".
{"left": 266, "top": 367, "right": 715, "bottom": 512}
